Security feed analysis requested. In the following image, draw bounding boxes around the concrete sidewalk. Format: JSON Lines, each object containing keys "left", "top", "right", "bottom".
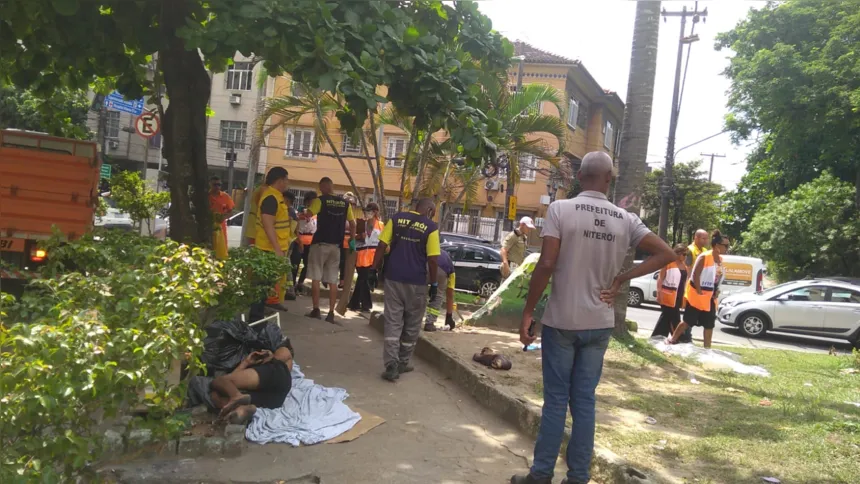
{"left": 109, "top": 296, "right": 561, "bottom": 483}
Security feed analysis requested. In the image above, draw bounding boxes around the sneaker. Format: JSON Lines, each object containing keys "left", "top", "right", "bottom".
{"left": 423, "top": 324, "right": 437, "bottom": 332}
{"left": 381, "top": 362, "right": 400, "bottom": 382}
{"left": 325, "top": 311, "right": 336, "bottom": 324}
{"left": 398, "top": 361, "right": 414, "bottom": 374}
{"left": 306, "top": 308, "right": 322, "bottom": 319}
{"left": 284, "top": 290, "right": 297, "bottom": 301}
{"left": 510, "top": 474, "right": 551, "bottom": 484}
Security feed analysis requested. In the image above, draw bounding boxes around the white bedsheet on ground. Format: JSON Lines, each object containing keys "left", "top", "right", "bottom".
{"left": 648, "top": 337, "right": 771, "bottom": 377}
{"left": 245, "top": 363, "right": 361, "bottom": 445}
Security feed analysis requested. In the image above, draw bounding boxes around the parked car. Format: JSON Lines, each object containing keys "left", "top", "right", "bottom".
{"left": 226, "top": 211, "right": 245, "bottom": 248}
{"left": 627, "top": 255, "right": 765, "bottom": 307}
{"left": 95, "top": 195, "right": 134, "bottom": 231}
{"left": 717, "top": 278, "right": 860, "bottom": 348}
{"left": 440, "top": 232, "right": 494, "bottom": 247}
{"left": 443, "top": 243, "right": 503, "bottom": 296}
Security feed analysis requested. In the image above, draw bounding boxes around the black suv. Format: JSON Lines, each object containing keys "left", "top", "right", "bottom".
{"left": 443, "top": 243, "right": 503, "bottom": 297}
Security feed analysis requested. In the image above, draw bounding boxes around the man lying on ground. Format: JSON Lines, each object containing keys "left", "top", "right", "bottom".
{"left": 210, "top": 345, "right": 294, "bottom": 424}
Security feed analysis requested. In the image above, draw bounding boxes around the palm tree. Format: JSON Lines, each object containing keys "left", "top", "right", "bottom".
{"left": 261, "top": 84, "right": 366, "bottom": 206}
{"left": 613, "top": 0, "right": 662, "bottom": 335}
{"left": 428, "top": 73, "right": 567, "bottom": 226}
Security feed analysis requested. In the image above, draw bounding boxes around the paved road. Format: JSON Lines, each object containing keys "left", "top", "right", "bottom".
{"left": 627, "top": 303, "right": 855, "bottom": 354}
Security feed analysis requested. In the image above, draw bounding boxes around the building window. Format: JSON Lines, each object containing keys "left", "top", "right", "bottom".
{"left": 519, "top": 154, "right": 537, "bottom": 182}
{"left": 342, "top": 133, "right": 362, "bottom": 154}
{"left": 105, "top": 110, "right": 121, "bottom": 139}
{"left": 220, "top": 121, "right": 247, "bottom": 149}
{"left": 603, "top": 120, "right": 615, "bottom": 150}
{"left": 577, "top": 102, "right": 589, "bottom": 129}
{"left": 225, "top": 62, "right": 253, "bottom": 91}
{"left": 384, "top": 199, "right": 399, "bottom": 216}
{"left": 386, "top": 136, "right": 408, "bottom": 168}
{"left": 567, "top": 98, "right": 579, "bottom": 129}
{"left": 148, "top": 132, "right": 162, "bottom": 149}
{"left": 285, "top": 128, "right": 315, "bottom": 159}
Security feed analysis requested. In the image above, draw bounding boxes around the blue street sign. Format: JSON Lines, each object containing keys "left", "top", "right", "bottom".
{"left": 103, "top": 91, "right": 145, "bottom": 116}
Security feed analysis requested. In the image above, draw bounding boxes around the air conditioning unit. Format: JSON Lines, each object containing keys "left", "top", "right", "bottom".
{"left": 108, "top": 139, "right": 120, "bottom": 150}
{"left": 484, "top": 179, "right": 501, "bottom": 191}
{"left": 229, "top": 94, "right": 242, "bottom": 105}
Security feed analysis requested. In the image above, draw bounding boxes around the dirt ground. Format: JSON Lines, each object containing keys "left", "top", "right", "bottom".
{"left": 425, "top": 326, "right": 738, "bottom": 484}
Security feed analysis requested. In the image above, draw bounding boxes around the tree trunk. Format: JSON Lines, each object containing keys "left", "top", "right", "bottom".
{"left": 613, "top": 0, "right": 662, "bottom": 336}
{"left": 366, "top": 115, "right": 388, "bottom": 220}
{"left": 160, "top": 4, "right": 212, "bottom": 244}
{"left": 397, "top": 124, "right": 420, "bottom": 212}
{"left": 441, "top": 168, "right": 482, "bottom": 227}
{"left": 361, "top": 135, "right": 382, "bottom": 211}
{"left": 316, "top": 110, "right": 364, "bottom": 207}
{"left": 410, "top": 133, "right": 434, "bottom": 204}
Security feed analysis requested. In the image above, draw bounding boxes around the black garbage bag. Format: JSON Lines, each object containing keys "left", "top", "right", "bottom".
{"left": 201, "top": 318, "right": 287, "bottom": 374}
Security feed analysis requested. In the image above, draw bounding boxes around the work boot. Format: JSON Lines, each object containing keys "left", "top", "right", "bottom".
{"left": 381, "top": 362, "right": 400, "bottom": 382}
{"left": 423, "top": 323, "right": 437, "bottom": 332}
{"left": 306, "top": 308, "right": 321, "bottom": 319}
{"left": 398, "top": 361, "right": 414, "bottom": 374}
{"left": 510, "top": 474, "right": 551, "bottom": 484}
{"left": 325, "top": 311, "right": 336, "bottom": 324}
{"left": 285, "top": 289, "right": 297, "bottom": 301}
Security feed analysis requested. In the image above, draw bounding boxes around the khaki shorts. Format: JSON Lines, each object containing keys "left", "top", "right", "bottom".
{"left": 307, "top": 243, "right": 340, "bottom": 284}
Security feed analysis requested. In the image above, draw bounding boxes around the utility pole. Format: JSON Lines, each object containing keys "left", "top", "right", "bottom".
{"left": 657, "top": 3, "right": 707, "bottom": 241}
{"left": 503, "top": 55, "right": 526, "bottom": 232}
{"left": 226, "top": 141, "right": 236, "bottom": 194}
{"left": 700, "top": 152, "right": 725, "bottom": 182}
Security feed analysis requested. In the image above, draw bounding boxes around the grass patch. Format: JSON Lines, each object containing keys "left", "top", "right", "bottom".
{"left": 531, "top": 336, "right": 860, "bottom": 483}
{"left": 454, "top": 291, "right": 484, "bottom": 306}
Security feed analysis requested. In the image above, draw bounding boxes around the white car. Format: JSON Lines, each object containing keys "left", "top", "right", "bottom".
{"left": 627, "top": 255, "right": 765, "bottom": 307}
{"left": 225, "top": 211, "right": 245, "bottom": 248}
{"left": 717, "top": 278, "right": 860, "bottom": 348}
{"left": 95, "top": 196, "right": 134, "bottom": 231}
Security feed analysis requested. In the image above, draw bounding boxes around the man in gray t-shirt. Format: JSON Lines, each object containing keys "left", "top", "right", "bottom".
{"left": 511, "top": 152, "right": 675, "bottom": 484}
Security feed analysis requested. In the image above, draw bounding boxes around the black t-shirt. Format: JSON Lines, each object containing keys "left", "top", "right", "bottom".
{"left": 260, "top": 195, "right": 278, "bottom": 216}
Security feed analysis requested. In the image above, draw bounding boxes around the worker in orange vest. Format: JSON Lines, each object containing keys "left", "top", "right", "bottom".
{"left": 651, "top": 244, "right": 689, "bottom": 338}
{"left": 209, "top": 176, "right": 235, "bottom": 260}
{"left": 668, "top": 230, "right": 730, "bottom": 349}
{"left": 347, "top": 202, "right": 384, "bottom": 312}
{"left": 293, "top": 192, "right": 318, "bottom": 294}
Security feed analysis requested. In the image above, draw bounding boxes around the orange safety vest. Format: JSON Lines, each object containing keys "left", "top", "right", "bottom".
{"left": 684, "top": 250, "right": 719, "bottom": 311}
{"left": 657, "top": 262, "right": 684, "bottom": 307}
{"left": 356, "top": 218, "right": 384, "bottom": 268}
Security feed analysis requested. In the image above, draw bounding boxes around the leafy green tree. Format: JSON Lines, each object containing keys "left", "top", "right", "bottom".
{"left": 641, "top": 160, "right": 724, "bottom": 245}
{"left": 717, "top": 0, "right": 860, "bottom": 210}
{"left": 742, "top": 172, "right": 860, "bottom": 282}
{"left": 0, "top": 85, "right": 90, "bottom": 139}
{"left": 718, "top": 143, "right": 783, "bottom": 243}
{"left": 1, "top": 0, "right": 509, "bottom": 243}
{"left": 108, "top": 170, "right": 170, "bottom": 234}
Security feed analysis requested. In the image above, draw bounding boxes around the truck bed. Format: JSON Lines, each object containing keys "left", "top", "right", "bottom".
{"left": 0, "top": 130, "right": 100, "bottom": 241}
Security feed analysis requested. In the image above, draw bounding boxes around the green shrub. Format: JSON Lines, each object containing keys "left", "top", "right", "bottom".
{"left": 0, "top": 231, "right": 288, "bottom": 481}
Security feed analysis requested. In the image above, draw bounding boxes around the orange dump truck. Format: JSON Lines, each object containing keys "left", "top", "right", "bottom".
{"left": 0, "top": 129, "right": 100, "bottom": 292}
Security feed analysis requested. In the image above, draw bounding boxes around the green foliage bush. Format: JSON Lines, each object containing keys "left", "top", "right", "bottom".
{"left": 741, "top": 172, "right": 860, "bottom": 281}
{"left": 107, "top": 171, "right": 170, "bottom": 233}
{"left": 0, "top": 230, "right": 289, "bottom": 481}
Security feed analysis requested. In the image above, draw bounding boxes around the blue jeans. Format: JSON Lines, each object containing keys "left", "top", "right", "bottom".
{"left": 530, "top": 325, "right": 612, "bottom": 483}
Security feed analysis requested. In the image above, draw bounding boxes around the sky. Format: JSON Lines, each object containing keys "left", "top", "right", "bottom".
{"left": 479, "top": 0, "right": 768, "bottom": 191}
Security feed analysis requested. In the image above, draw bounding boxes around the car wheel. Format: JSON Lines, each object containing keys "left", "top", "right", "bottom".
{"left": 627, "top": 288, "right": 643, "bottom": 307}
{"left": 738, "top": 311, "right": 769, "bottom": 338}
{"left": 479, "top": 279, "right": 499, "bottom": 297}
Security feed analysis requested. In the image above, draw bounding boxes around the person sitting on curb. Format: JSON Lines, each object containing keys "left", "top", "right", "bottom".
{"left": 210, "top": 345, "right": 294, "bottom": 424}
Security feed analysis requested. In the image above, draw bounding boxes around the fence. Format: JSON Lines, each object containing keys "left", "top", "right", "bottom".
{"left": 443, "top": 213, "right": 505, "bottom": 243}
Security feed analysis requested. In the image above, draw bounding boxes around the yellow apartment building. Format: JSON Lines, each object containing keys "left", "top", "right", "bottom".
{"left": 264, "top": 41, "right": 623, "bottom": 241}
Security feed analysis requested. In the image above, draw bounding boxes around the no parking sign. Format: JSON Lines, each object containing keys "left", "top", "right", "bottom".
{"left": 135, "top": 111, "right": 160, "bottom": 138}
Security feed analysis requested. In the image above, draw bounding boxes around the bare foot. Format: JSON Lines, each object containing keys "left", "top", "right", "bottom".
{"left": 219, "top": 393, "right": 252, "bottom": 418}
{"left": 227, "top": 404, "right": 258, "bottom": 425}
